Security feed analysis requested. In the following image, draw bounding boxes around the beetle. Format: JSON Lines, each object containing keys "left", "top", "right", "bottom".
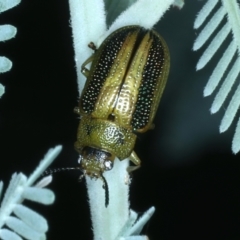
{"left": 74, "top": 25, "right": 170, "bottom": 180}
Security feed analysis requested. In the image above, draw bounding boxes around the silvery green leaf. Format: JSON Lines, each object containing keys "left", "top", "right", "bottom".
{"left": 173, "top": 0, "right": 184, "bottom": 9}
{"left": 194, "top": 0, "right": 218, "bottom": 29}
{"left": 120, "top": 237, "right": 148, "bottom": 240}
{"left": 211, "top": 57, "right": 240, "bottom": 114}
{"left": 119, "top": 207, "right": 155, "bottom": 238}
{"left": 194, "top": 6, "right": 226, "bottom": 51}
{"left": 104, "top": 0, "right": 136, "bottom": 25}
{"left": 34, "top": 175, "right": 53, "bottom": 188}
{"left": 0, "top": 146, "right": 61, "bottom": 239}
{"left": 0, "top": 173, "right": 26, "bottom": 212}
{"left": 0, "top": 181, "right": 3, "bottom": 199}
{"left": 0, "top": 84, "right": 4, "bottom": 97}
{"left": 193, "top": 0, "right": 240, "bottom": 153}
{"left": 0, "top": 0, "right": 21, "bottom": 13}
{"left": 13, "top": 204, "right": 48, "bottom": 232}
{"left": 0, "top": 0, "right": 21, "bottom": 92}
{"left": 26, "top": 145, "right": 62, "bottom": 186}
{"left": 0, "top": 228, "right": 22, "bottom": 240}
{"left": 5, "top": 216, "right": 46, "bottom": 240}
{"left": 22, "top": 187, "right": 55, "bottom": 205}
{"left": 0, "top": 56, "right": 12, "bottom": 73}
{"left": 0, "top": 25, "right": 16, "bottom": 41}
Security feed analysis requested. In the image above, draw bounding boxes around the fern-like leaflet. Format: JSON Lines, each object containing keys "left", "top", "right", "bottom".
{"left": 194, "top": 0, "right": 240, "bottom": 154}
{"left": 0, "top": 146, "right": 61, "bottom": 240}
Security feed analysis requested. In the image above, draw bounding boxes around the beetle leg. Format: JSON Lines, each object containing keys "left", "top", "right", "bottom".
{"left": 81, "top": 55, "right": 95, "bottom": 77}
{"left": 129, "top": 151, "right": 141, "bottom": 165}
{"left": 126, "top": 151, "right": 141, "bottom": 181}
{"left": 127, "top": 165, "right": 140, "bottom": 173}
{"left": 88, "top": 42, "right": 97, "bottom": 51}
{"left": 74, "top": 106, "right": 81, "bottom": 115}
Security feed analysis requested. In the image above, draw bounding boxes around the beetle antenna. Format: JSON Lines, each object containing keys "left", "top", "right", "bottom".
{"left": 101, "top": 175, "right": 109, "bottom": 207}
{"left": 42, "top": 167, "right": 81, "bottom": 177}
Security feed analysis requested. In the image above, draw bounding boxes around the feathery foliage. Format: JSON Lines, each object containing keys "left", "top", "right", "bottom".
{"left": 0, "top": 0, "right": 21, "bottom": 98}
{"left": 0, "top": 146, "right": 61, "bottom": 240}
{"left": 194, "top": 0, "right": 240, "bottom": 154}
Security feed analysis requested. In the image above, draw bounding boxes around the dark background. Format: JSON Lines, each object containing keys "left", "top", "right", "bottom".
{"left": 0, "top": 1, "right": 240, "bottom": 239}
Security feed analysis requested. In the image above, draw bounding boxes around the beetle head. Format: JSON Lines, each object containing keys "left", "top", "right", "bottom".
{"left": 78, "top": 146, "right": 114, "bottom": 178}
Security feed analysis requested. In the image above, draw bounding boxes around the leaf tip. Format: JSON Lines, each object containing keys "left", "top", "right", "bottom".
{"left": 210, "top": 108, "right": 217, "bottom": 114}
{"left": 232, "top": 117, "right": 240, "bottom": 154}
{"left": 219, "top": 122, "right": 227, "bottom": 133}
{"left": 193, "top": 41, "right": 200, "bottom": 51}
{"left": 232, "top": 143, "right": 240, "bottom": 154}
{"left": 0, "top": 57, "right": 12, "bottom": 73}
{"left": 203, "top": 86, "right": 212, "bottom": 97}
{"left": 0, "top": 84, "right": 5, "bottom": 98}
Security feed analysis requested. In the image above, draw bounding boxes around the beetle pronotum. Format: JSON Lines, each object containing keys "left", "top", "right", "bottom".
{"left": 75, "top": 25, "right": 170, "bottom": 182}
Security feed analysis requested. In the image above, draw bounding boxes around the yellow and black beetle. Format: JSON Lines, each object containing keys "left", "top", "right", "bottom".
{"left": 75, "top": 25, "right": 170, "bottom": 179}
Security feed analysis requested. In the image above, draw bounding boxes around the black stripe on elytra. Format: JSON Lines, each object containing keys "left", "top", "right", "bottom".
{"left": 131, "top": 31, "right": 165, "bottom": 130}
{"left": 81, "top": 26, "right": 142, "bottom": 114}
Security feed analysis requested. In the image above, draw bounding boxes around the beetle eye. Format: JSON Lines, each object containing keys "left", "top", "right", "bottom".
{"left": 104, "top": 160, "right": 113, "bottom": 171}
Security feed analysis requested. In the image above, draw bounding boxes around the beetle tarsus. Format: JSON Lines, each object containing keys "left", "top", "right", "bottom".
{"left": 127, "top": 165, "right": 141, "bottom": 173}
{"left": 88, "top": 42, "right": 97, "bottom": 51}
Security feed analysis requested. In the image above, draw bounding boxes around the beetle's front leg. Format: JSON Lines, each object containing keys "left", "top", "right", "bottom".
{"left": 81, "top": 42, "right": 98, "bottom": 77}
{"left": 88, "top": 42, "right": 97, "bottom": 51}
{"left": 74, "top": 106, "right": 81, "bottom": 116}
{"left": 126, "top": 151, "right": 141, "bottom": 173}
{"left": 129, "top": 151, "right": 141, "bottom": 165}
{"left": 81, "top": 55, "right": 95, "bottom": 77}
